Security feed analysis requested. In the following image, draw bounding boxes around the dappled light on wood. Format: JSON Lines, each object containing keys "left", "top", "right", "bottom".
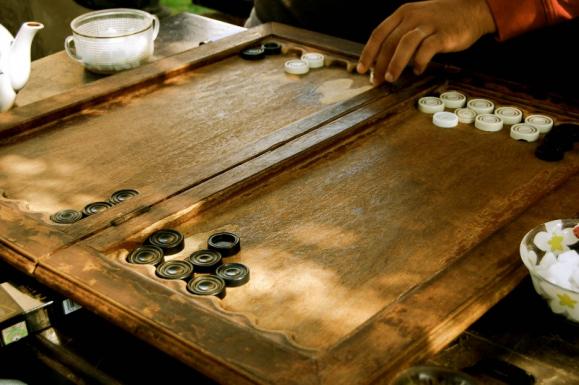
{"left": 0, "top": 52, "right": 371, "bottom": 218}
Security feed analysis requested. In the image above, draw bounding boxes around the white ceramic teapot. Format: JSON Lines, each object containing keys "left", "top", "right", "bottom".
{"left": 0, "top": 21, "right": 44, "bottom": 112}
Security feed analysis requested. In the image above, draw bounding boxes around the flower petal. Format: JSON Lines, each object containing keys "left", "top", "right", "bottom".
{"left": 563, "top": 228, "right": 579, "bottom": 246}
{"left": 545, "top": 219, "right": 563, "bottom": 233}
{"left": 534, "top": 231, "right": 551, "bottom": 251}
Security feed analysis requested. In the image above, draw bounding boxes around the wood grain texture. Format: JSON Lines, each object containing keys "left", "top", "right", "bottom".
{"left": 35, "top": 144, "right": 578, "bottom": 385}
{"left": 15, "top": 13, "right": 245, "bottom": 108}
{"left": 0, "top": 201, "right": 74, "bottom": 273}
{"left": 0, "top": 24, "right": 272, "bottom": 138}
{"left": 0, "top": 22, "right": 578, "bottom": 385}
{"left": 0, "top": 30, "right": 385, "bottom": 253}
{"left": 0, "top": 52, "right": 372, "bottom": 212}
{"left": 37, "top": 84, "right": 578, "bottom": 384}
{"left": 35, "top": 245, "right": 320, "bottom": 385}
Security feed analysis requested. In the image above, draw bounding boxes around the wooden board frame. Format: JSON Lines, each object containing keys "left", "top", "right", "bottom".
{"left": 0, "top": 23, "right": 577, "bottom": 385}
{"left": 32, "top": 147, "right": 579, "bottom": 385}
{"left": 0, "top": 23, "right": 401, "bottom": 272}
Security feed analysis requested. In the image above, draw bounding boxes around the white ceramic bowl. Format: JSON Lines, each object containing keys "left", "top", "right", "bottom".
{"left": 520, "top": 218, "right": 579, "bottom": 322}
{"left": 65, "top": 8, "right": 159, "bottom": 74}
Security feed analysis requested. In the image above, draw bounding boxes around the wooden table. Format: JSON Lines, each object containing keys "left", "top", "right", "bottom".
{"left": 0, "top": 13, "right": 578, "bottom": 385}
{"left": 16, "top": 12, "right": 245, "bottom": 107}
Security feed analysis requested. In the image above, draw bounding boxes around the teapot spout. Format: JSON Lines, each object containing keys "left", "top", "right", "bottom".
{"left": 7, "top": 22, "right": 44, "bottom": 92}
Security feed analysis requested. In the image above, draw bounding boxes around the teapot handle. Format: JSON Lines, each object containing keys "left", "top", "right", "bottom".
{"left": 64, "top": 35, "right": 81, "bottom": 62}
{"left": 151, "top": 15, "right": 160, "bottom": 41}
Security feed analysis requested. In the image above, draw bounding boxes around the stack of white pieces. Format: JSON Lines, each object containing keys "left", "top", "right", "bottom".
{"left": 285, "top": 52, "right": 325, "bottom": 75}
{"left": 417, "top": 90, "right": 555, "bottom": 142}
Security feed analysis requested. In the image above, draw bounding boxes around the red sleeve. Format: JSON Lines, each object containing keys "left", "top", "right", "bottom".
{"left": 485, "top": 0, "right": 579, "bottom": 40}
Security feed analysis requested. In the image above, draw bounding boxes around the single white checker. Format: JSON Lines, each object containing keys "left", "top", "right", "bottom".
{"left": 525, "top": 114, "right": 554, "bottom": 133}
{"left": 467, "top": 98, "right": 494, "bottom": 114}
{"left": 418, "top": 96, "right": 445, "bottom": 114}
{"left": 510, "top": 123, "right": 539, "bottom": 142}
{"left": 495, "top": 106, "right": 523, "bottom": 125}
{"left": 475, "top": 114, "right": 503, "bottom": 132}
{"left": 284, "top": 59, "right": 310, "bottom": 75}
{"left": 455, "top": 108, "right": 477, "bottom": 124}
{"left": 440, "top": 91, "right": 466, "bottom": 108}
{"left": 301, "top": 52, "right": 325, "bottom": 69}
{"left": 433, "top": 111, "right": 459, "bottom": 128}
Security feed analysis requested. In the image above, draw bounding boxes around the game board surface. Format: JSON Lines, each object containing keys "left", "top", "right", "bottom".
{"left": 0, "top": 23, "right": 577, "bottom": 384}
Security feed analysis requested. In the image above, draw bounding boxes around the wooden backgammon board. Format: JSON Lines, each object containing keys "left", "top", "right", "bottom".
{"left": 0, "top": 23, "right": 577, "bottom": 385}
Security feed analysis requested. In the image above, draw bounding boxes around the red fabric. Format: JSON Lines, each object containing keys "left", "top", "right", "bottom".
{"left": 485, "top": 0, "right": 579, "bottom": 40}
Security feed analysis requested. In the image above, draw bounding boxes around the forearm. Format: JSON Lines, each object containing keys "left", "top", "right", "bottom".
{"left": 486, "top": 0, "right": 579, "bottom": 40}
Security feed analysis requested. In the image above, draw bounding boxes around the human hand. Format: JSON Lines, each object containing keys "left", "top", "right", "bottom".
{"left": 357, "top": 0, "right": 496, "bottom": 84}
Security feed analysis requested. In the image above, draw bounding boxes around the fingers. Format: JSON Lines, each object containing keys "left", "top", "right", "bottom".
{"left": 357, "top": 12, "right": 403, "bottom": 74}
{"left": 371, "top": 29, "right": 404, "bottom": 85}
{"left": 412, "top": 35, "right": 443, "bottom": 75}
{"left": 363, "top": 26, "right": 434, "bottom": 85}
{"left": 386, "top": 27, "right": 432, "bottom": 81}
{"left": 358, "top": 0, "right": 497, "bottom": 83}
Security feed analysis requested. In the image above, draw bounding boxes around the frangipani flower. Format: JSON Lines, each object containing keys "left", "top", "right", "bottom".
{"left": 539, "top": 279, "right": 579, "bottom": 321}
{"left": 533, "top": 220, "right": 579, "bottom": 255}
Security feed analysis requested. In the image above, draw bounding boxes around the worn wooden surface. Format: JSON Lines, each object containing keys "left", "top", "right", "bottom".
{"left": 0, "top": 21, "right": 578, "bottom": 385}
{"left": 15, "top": 12, "right": 245, "bottom": 107}
{"left": 0, "top": 24, "right": 384, "bottom": 269}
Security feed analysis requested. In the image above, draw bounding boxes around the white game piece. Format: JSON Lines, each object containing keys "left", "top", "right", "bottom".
{"left": 467, "top": 98, "right": 494, "bottom": 114}
{"left": 432, "top": 111, "right": 459, "bottom": 128}
{"left": 455, "top": 108, "right": 477, "bottom": 124}
{"left": 440, "top": 91, "right": 466, "bottom": 108}
{"left": 495, "top": 106, "right": 523, "bottom": 125}
{"left": 475, "top": 114, "right": 503, "bottom": 132}
{"left": 284, "top": 59, "right": 309, "bottom": 75}
{"left": 418, "top": 96, "right": 444, "bottom": 114}
{"left": 510, "top": 123, "right": 540, "bottom": 142}
{"left": 525, "top": 114, "right": 554, "bottom": 133}
{"left": 301, "top": 52, "right": 325, "bottom": 68}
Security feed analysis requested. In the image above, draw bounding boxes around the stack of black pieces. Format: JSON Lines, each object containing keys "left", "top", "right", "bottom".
{"left": 535, "top": 123, "right": 579, "bottom": 162}
{"left": 50, "top": 188, "right": 139, "bottom": 224}
{"left": 126, "top": 230, "right": 250, "bottom": 299}
{"left": 239, "top": 41, "right": 282, "bottom": 60}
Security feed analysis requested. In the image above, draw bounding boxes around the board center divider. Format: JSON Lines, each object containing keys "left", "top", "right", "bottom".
{"left": 81, "top": 75, "right": 439, "bottom": 253}
{"left": 63, "top": 83, "right": 395, "bottom": 241}
{"left": 0, "top": 22, "right": 423, "bottom": 256}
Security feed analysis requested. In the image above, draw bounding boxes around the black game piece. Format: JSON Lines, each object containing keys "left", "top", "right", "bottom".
{"left": 543, "top": 134, "right": 573, "bottom": 152}
{"left": 156, "top": 260, "right": 194, "bottom": 280}
{"left": 146, "top": 229, "right": 185, "bottom": 255}
{"left": 207, "top": 232, "right": 240, "bottom": 257}
{"left": 82, "top": 201, "right": 113, "bottom": 216}
{"left": 110, "top": 189, "right": 139, "bottom": 204}
{"left": 126, "top": 245, "right": 164, "bottom": 265}
{"left": 535, "top": 143, "right": 564, "bottom": 162}
{"left": 240, "top": 46, "right": 265, "bottom": 60}
{"left": 216, "top": 263, "right": 250, "bottom": 287}
{"left": 50, "top": 209, "right": 83, "bottom": 224}
{"left": 262, "top": 41, "right": 282, "bottom": 55}
{"left": 187, "top": 275, "right": 226, "bottom": 298}
{"left": 553, "top": 123, "right": 579, "bottom": 143}
{"left": 187, "top": 250, "right": 222, "bottom": 273}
